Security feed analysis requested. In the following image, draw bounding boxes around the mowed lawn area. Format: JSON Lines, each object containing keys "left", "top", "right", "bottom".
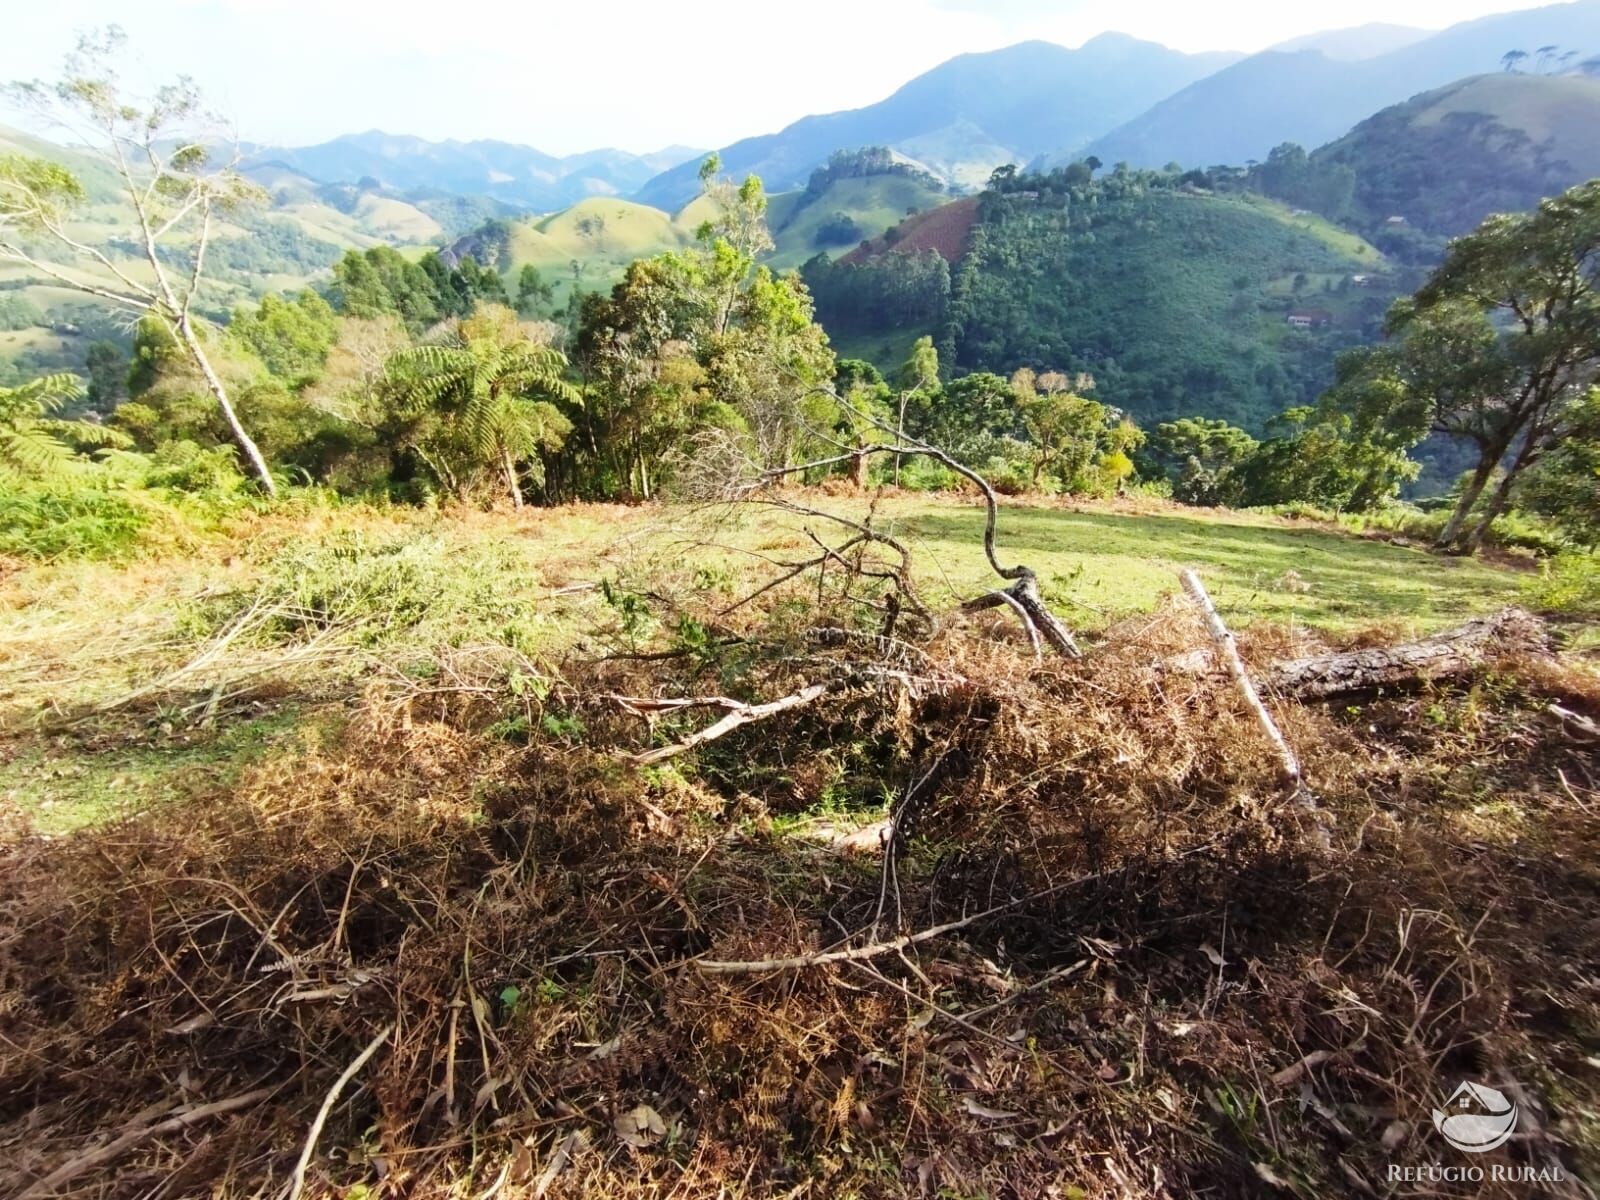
{"left": 0, "top": 493, "right": 1527, "bottom": 833}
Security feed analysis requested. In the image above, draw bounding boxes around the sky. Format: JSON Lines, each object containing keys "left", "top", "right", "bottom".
{"left": 0, "top": 0, "right": 1561, "bottom": 155}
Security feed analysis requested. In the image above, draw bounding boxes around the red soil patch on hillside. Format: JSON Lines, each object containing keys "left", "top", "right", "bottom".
{"left": 841, "top": 195, "right": 980, "bottom": 266}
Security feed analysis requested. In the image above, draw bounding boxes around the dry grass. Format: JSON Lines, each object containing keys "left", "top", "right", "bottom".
{"left": 0, "top": 497, "right": 1593, "bottom": 1198}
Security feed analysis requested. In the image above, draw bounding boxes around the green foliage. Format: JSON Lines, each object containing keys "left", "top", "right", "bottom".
{"left": 204, "top": 527, "right": 547, "bottom": 650}
{"left": 1235, "top": 406, "right": 1418, "bottom": 511}
{"left": 1524, "top": 551, "right": 1600, "bottom": 616}
{"left": 515, "top": 264, "right": 554, "bottom": 317}
{"left": 0, "top": 484, "right": 147, "bottom": 560}
{"left": 83, "top": 339, "right": 125, "bottom": 411}
{"left": 1250, "top": 142, "right": 1355, "bottom": 222}
{"left": 0, "top": 373, "right": 127, "bottom": 481}
{"left": 1520, "top": 388, "right": 1600, "bottom": 548}
{"left": 942, "top": 173, "right": 1375, "bottom": 429}
{"left": 813, "top": 211, "right": 862, "bottom": 247}
{"left": 382, "top": 304, "right": 576, "bottom": 505}
{"left": 0, "top": 153, "right": 86, "bottom": 230}
{"left": 328, "top": 246, "right": 441, "bottom": 330}
{"left": 228, "top": 290, "right": 339, "bottom": 385}
{"left": 207, "top": 218, "right": 342, "bottom": 278}
{"left": 803, "top": 249, "right": 950, "bottom": 334}
{"left": 1148, "top": 417, "right": 1259, "bottom": 506}
{"left": 0, "top": 294, "right": 44, "bottom": 331}
{"left": 563, "top": 161, "right": 835, "bottom": 497}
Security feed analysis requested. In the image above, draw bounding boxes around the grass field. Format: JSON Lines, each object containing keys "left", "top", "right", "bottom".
{"left": 0, "top": 493, "right": 1525, "bottom": 835}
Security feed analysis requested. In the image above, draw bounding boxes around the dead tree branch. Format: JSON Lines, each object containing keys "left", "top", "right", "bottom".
{"left": 1180, "top": 569, "right": 1303, "bottom": 794}
{"left": 15, "top": 1086, "right": 279, "bottom": 1200}
{"left": 621, "top": 683, "right": 832, "bottom": 765}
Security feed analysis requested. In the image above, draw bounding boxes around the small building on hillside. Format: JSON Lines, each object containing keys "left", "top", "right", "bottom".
{"left": 1286, "top": 309, "right": 1333, "bottom": 330}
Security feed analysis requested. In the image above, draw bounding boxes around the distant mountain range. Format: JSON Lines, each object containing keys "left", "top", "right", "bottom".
{"left": 1080, "top": 0, "right": 1600, "bottom": 168}
{"left": 242, "top": 132, "right": 705, "bottom": 211}
{"left": 209, "top": 2, "right": 1600, "bottom": 218}
{"left": 632, "top": 35, "right": 1240, "bottom": 209}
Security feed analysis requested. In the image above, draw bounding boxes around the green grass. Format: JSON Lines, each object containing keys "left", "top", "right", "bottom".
{"left": 0, "top": 709, "right": 310, "bottom": 835}
{"left": 1244, "top": 193, "right": 1384, "bottom": 262}
{"left": 876, "top": 500, "right": 1519, "bottom": 631}
{"left": 827, "top": 326, "right": 931, "bottom": 375}
{"left": 0, "top": 496, "right": 1531, "bottom": 836}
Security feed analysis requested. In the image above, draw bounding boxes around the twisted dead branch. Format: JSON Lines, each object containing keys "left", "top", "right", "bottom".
{"left": 697, "top": 420, "right": 1082, "bottom": 656}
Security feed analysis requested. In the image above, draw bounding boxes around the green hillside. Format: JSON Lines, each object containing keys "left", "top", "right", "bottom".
{"left": 0, "top": 126, "right": 452, "bottom": 382}
{"left": 896, "top": 175, "right": 1391, "bottom": 429}
{"left": 1311, "top": 72, "right": 1600, "bottom": 248}
{"left": 444, "top": 165, "right": 952, "bottom": 306}
{"left": 767, "top": 172, "right": 950, "bottom": 269}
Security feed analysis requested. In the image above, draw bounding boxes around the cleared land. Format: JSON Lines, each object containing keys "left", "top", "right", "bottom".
{"left": 3, "top": 494, "right": 1595, "bottom": 1200}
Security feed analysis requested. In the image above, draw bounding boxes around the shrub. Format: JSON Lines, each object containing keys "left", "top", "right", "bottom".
{"left": 1524, "top": 552, "right": 1600, "bottom": 618}
{"left": 0, "top": 484, "right": 149, "bottom": 561}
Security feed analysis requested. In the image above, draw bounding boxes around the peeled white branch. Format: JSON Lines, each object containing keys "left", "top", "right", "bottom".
{"left": 1179, "top": 569, "right": 1302, "bottom": 793}
{"left": 625, "top": 683, "right": 831, "bottom": 765}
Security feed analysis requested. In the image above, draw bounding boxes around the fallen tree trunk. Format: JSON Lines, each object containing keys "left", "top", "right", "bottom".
{"left": 1268, "top": 607, "right": 1550, "bottom": 701}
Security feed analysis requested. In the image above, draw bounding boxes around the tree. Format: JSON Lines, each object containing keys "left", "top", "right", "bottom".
{"left": 228, "top": 290, "right": 338, "bottom": 385}
{"left": 0, "top": 373, "right": 128, "bottom": 481}
{"left": 1394, "top": 180, "right": 1600, "bottom": 552}
{"left": 1151, "top": 417, "right": 1258, "bottom": 505}
{"left": 0, "top": 29, "right": 276, "bottom": 492}
{"left": 1519, "top": 387, "right": 1600, "bottom": 547}
{"left": 384, "top": 305, "right": 576, "bottom": 507}
{"left": 84, "top": 340, "right": 126, "bottom": 412}
{"left": 1535, "top": 44, "right": 1560, "bottom": 73}
{"left": 329, "top": 246, "right": 440, "bottom": 329}
{"left": 1501, "top": 49, "right": 1529, "bottom": 72}
{"left": 892, "top": 336, "right": 940, "bottom": 484}
{"left": 516, "top": 265, "right": 554, "bottom": 318}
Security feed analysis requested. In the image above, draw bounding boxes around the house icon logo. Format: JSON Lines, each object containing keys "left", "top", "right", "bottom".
{"left": 1432, "top": 1082, "right": 1518, "bottom": 1153}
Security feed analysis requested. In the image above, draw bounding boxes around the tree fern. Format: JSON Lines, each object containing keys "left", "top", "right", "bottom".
{"left": 380, "top": 307, "right": 578, "bottom": 503}
{"left": 0, "top": 374, "right": 131, "bottom": 482}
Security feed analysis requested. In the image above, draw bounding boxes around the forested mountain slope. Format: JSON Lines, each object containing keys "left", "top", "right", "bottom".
{"left": 1080, "top": 0, "right": 1600, "bottom": 168}
{"left": 809, "top": 174, "right": 1393, "bottom": 429}
{"left": 1311, "top": 72, "right": 1600, "bottom": 243}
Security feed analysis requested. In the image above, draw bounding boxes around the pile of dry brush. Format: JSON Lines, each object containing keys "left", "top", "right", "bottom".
{"left": 3, "top": 480, "right": 1599, "bottom": 1199}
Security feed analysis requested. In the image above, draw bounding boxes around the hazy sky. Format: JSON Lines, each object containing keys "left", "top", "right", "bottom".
{"left": 0, "top": 0, "right": 1559, "bottom": 155}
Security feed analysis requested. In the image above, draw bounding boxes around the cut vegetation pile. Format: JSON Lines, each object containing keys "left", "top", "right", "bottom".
{"left": 1, "top": 499, "right": 1597, "bottom": 1198}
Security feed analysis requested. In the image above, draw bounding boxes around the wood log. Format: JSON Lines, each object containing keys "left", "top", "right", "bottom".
{"left": 1268, "top": 608, "right": 1549, "bottom": 701}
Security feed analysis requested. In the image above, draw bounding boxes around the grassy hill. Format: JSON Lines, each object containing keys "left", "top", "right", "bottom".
{"left": 442, "top": 168, "right": 955, "bottom": 305}
{"left": 766, "top": 172, "right": 951, "bottom": 270}
{"left": 1312, "top": 72, "right": 1600, "bottom": 242}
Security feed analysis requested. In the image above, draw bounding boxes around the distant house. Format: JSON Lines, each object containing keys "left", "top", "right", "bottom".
{"left": 1286, "top": 309, "right": 1333, "bottom": 330}
{"left": 1384, "top": 215, "right": 1408, "bottom": 226}
{"left": 1350, "top": 274, "right": 1370, "bottom": 286}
